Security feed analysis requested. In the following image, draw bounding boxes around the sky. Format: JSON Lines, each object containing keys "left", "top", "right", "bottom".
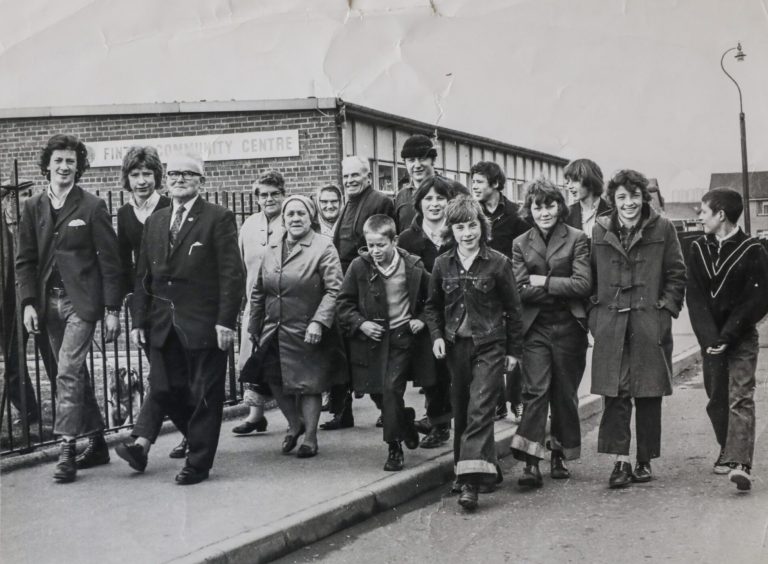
{"left": 1, "top": 0, "right": 766, "bottom": 201}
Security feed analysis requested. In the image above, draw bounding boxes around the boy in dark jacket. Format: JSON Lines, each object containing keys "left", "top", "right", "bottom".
{"left": 686, "top": 188, "right": 768, "bottom": 491}
{"left": 425, "top": 196, "right": 523, "bottom": 511}
{"left": 337, "top": 215, "right": 431, "bottom": 471}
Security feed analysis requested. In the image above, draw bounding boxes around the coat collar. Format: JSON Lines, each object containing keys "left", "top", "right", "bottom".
{"left": 526, "top": 221, "right": 568, "bottom": 260}
{"left": 596, "top": 204, "right": 660, "bottom": 256}
{"left": 47, "top": 184, "right": 84, "bottom": 230}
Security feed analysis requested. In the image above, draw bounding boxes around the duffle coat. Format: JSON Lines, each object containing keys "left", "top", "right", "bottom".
{"left": 248, "top": 230, "right": 343, "bottom": 394}
{"left": 336, "top": 248, "right": 434, "bottom": 394}
{"left": 588, "top": 208, "right": 686, "bottom": 397}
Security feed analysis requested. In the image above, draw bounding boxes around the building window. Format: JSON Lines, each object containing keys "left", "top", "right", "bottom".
{"left": 758, "top": 201, "right": 768, "bottom": 216}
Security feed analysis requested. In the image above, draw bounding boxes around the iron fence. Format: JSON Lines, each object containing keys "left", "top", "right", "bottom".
{"left": 1, "top": 190, "right": 257, "bottom": 456}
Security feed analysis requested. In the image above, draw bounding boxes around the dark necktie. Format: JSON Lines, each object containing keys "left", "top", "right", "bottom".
{"left": 169, "top": 205, "right": 185, "bottom": 248}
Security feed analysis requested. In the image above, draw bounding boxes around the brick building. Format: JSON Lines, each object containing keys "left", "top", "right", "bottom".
{"left": 0, "top": 98, "right": 567, "bottom": 206}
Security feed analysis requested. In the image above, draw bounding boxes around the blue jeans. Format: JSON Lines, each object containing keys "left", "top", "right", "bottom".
{"left": 45, "top": 293, "right": 104, "bottom": 437}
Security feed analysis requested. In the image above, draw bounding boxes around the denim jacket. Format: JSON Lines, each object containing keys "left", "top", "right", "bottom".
{"left": 425, "top": 245, "right": 523, "bottom": 357}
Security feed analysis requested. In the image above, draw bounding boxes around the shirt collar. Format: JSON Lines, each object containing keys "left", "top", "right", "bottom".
{"left": 47, "top": 184, "right": 74, "bottom": 210}
{"left": 421, "top": 219, "right": 445, "bottom": 247}
{"left": 172, "top": 194, "right": 198, "bottom": 215}
{"left": 715, "top": 226, "right": 740, "bottom": 244}
{"left": 130, "top": 190, "right": 161, "bottom": 211}
{"left": 375, "top": 249, "right": 400, "bottom": 278}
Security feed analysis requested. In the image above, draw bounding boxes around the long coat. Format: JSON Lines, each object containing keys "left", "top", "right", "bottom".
{"left": 336, "top": 249, "right": 434, "bottom": 394}
{"left": 248, "top": 230, "right": 343, "bottom": 394}
{"left": 512, "top": 222, "right": 592, "bottom": 336}
{"left": 237, "top": 211, "right": 283, "bottom": 369}
{"left": 588, "top": 209, "right": 686, "bottom": 397}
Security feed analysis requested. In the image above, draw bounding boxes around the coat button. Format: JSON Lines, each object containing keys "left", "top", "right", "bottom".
{"left": 167, "top": 281, "right": 172, "bottom": 286}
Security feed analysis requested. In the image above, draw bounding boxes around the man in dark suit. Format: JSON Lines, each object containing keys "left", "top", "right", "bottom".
{"left": 323, "top": 156, "right": 396, "bottom": 430}
{"left": 16, "top": 134, "right": 123, "bottom": 483}
{"left": 115, "top": 151, "right": 244, "bottom": 485}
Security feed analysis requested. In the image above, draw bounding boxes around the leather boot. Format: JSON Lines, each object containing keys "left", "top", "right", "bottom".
{"left": 54, "top": 439, "right": 77, "bottom": 483}
{"left": 75, "top": 434, "right": 110, "bottom": 469}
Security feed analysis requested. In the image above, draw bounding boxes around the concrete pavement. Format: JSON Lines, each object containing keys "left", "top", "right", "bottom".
{"left": 0, "top": 312, "right": 702, "bottom": 564}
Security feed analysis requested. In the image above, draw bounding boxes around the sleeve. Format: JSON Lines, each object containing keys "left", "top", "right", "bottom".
{"left": 116, "top": 209, "right": 135, "bottom": 299}
{"left": 92, "top": 198, "right": 124, "bottom": 309}
{"left": 657, "top": 220, "right": 687, "bottom": 318}
{"left": 717, "top": 244, "right": 768, "bottom": 345}
{"left": 499, "top": 256, "right": 524, "bottom": 358}
{"left": 415, "top": 266, "right": 431, "bottom": 323}
{"left": 215, "top": 210, "right": 245, "bottom": 330}
{"left": 15, "top": 198, "right": 39, "bottom": 309}
{"left": 131, "top": 222, "right": 151, "bottom": 329}
{"left": 684, "top": 239, "right": 720, "bottom": 349}
{"left": 310, "top": 243, "right": 343, "bottom": 329}
{"left": 547, "top": 231, "right": 593, "bottom": 299}
{"left": 382, "top": 195, "right": 396, "bottom": 221}
{"left": 248, "top": 262, "right": 266, "bottom": 340}
{"left": 425, "top": 258, "right": 446, "bottom": 343}
{"left": 336, "top": 259, "right": 367, "bottom": 335}
{"left": 512, "top": 239, "right": 549, "bottom": 304}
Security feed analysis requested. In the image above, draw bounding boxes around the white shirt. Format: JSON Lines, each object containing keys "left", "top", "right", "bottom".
{"left": 47, "top": 184, "right": 74, "bottom": 210}
{"left": 129, "top": 191, "right": 161, "bottom": 224}
{"left": 422, "top": 219, "right": 445, "bottom": 248}
{"left": 715, "top": 225, "right": 740, "bottom": 247}
{"left": 170, "top": 195, "right": 199, "bottom": 230}
{"left": 375, "top": 249, "right": 400, "bottom": 278}
{"left": 457, "top": 248, "right": 479, "bottom": 271}
{"left": 580, "top": 199, "right": 600, "bottom": 238}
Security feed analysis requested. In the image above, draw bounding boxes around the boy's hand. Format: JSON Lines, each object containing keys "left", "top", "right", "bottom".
{"left": 409, "top": 319, "right": 425, "bottom": 334}
{"left": 505, "top": 355, "right": 519, "bottom": 372}
{"left": 360, "top": 321, "right": 385, "bottom": 342}
{"left": 529, "top": 275, "right": 547, "bottom": 287}
{"left": 304, "top": 321, "right": 324, "bottom": 344}
{"left": 433, "top": 338, "right": 446, "bottom": 359}
{"left": 706, "top": 344, "right": 728, "bottom": 355}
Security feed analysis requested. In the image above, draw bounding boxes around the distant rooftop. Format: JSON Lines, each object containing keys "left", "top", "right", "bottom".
{"left": 709, "top": 172, "right": 768, "bottom": 200}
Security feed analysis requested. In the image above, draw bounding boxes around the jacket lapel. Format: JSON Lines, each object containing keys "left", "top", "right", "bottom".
{"left": 597, "top": 215, "right": 628, "bottom": 258}
{"left": 53, "top": 186, "right": 83, "bottom": 231}
{"left": 282, "top": 230, "right": 313, "bottom": 266}
{"left": 169, "top": 197, "right": 203, "bottom": 258}
{"left": 545, "top": 223, "right": 568, "bottom": 262}
{"left": 528, "top": 229, "right": 547, "bottom": 262}
{"left": 402, "top": 252, "right": 421, "bottom": 312}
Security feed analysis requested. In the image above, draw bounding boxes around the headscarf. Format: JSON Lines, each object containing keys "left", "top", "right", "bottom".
{"left": 282, "top": 194, "right": 320, "bottom": 233}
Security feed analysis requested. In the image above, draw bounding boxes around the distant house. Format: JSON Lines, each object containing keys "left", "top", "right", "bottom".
{"left": 709, "top": 172, "right": 768, "bottom": 238}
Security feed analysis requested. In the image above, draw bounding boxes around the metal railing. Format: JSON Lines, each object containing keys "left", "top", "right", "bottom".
{"left": 1, "top": 190, "right": 257, "bottom": 456}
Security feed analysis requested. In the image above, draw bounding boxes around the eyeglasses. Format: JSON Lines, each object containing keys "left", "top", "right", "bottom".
{"left": 258, "top": 191, "right": 283, "bottom": 200}
{"left": 167, "top": 171, "right": 202, "bottom": 180}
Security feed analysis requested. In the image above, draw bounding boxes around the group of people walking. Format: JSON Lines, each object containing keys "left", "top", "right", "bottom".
{"left": 3, "top": 132, "right": 767, "bottom": 512}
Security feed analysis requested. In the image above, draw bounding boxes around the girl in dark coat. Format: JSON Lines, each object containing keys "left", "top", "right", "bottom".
{"left": 589, "top": 170, "right": 686, "bottom": 488}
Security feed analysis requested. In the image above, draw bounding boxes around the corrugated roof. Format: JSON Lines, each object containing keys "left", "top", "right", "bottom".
{"left": 709, "top": 172, "right": 768, "bottom": 199}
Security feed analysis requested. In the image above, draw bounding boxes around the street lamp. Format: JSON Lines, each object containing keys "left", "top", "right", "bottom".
{"left": 720, "top": 42, "right": 750, "bottom": 234}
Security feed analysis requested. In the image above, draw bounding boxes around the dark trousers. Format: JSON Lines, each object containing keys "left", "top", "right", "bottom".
{"left": 702, "top": 328, "right": 758, "bottom": 467}
{"left": 448, "top": 336, "right": 505, "bottom": 486}
{"left": 132, "top": 342, "right": 168, "bottom": 443}
{"left": 142, "top": 329, "right": 227, "bottom": 470}
{"left": 381, "top": 327, "right": 414, "bottom": 443}
{"left": 512, "top": 311, "right": 588, "bottom": 461}
{"left": 423, "top": 358, "right": 452, "bottom": 426}
{"left": 598, "top": 395, "right": 662, "bottom": 462}
{"left": 328, "top": 383, "right": 353, "bottom": 418}
{"left": 497, "top": 365, "right": 522, "bottom": 410}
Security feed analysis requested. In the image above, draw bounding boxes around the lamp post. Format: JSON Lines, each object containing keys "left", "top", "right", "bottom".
{"left": 720, "top": 42, "right": 750, "bottom": 234}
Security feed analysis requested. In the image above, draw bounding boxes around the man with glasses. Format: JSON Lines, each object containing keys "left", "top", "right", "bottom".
{"left": 16, "top": 134, "right": 123, "bottom": 483}
{"left": 115, "top": 151, "right": 244, "bottom": 485}
{"left": 231, "top": 170, "right": 285, "bottom": 436}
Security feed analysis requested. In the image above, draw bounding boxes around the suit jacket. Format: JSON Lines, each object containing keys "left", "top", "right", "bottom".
{"left": 16, "top": 185, "right": 122, "bottom": 322}
{"left": 117, "top": 195, "right": 171, "bottom": 295}
{"left": 512, "top": 222, "right": 592, "bottom": 336}
{"left": 132, "top": 196, "right": 245, "bottom": 350}
{"left": 565, "top": 198, "right": 611, "bottom": 234}
{"left": 485, "top": 195, "right": 531, "bottom": 259}
{"left": 333, "top": 186, "right": 395, "bottom": 270}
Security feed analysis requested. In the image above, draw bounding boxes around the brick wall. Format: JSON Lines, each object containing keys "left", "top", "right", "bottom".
{"left": 0, "top": 110, "right": 342, "bottom": 197}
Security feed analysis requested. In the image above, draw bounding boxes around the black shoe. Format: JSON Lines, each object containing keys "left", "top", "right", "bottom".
{"left": 75, "top": 434, "right": 110, "bottom": 469}
{"left": 319, "top": 413, "right": 354, "bottom": 430}
{"left": 168, "top": 437, "right": 188, "bottom": 459}
{"left": 282, "top": 424, "right": 306, "bottom": 454}
{"left": 115, "top": 442, "right": 148, "bottom": 472}
{"left": 53, "top": 439, "right": 77, "bottom": 483}
{"left": 494, "top": 405, "right": 508, "bottom": 421}
{"left": 518, "top": 464, "right": 543, "bottom": 488}
{"left": 729, "top": 464, "right": 752, "bottom": 491}
{"left": 632, "top": 461, "right": 653, "bottom": 483}
{"left": 419, "top": 424, "right": 450, "bottom": 449}
{"left": 383, "top": 441, "right": 404, "bottom": 471}
{"left": 477, "top": 483, "right": 497, "bottom": 494}
{"left": 296, "top": 443, "right": 319, "bottom": 459}
{"left": 413, "top": 416, "right": 432, "bottom": 435}
{"left": 375, "top": 415, "right": 383, "bottom": 428}
{"left": 458, "top": 484, "right": 479, "bottom": 510}
{"left": 175, "top": 464, "right": 209, "bottom": 485}
{"left": 403, "top": 408, "right": 420, "bottom": 450}
{"left": 609, "top": 461, "right": 633, "bottom": 488}
{"left": 450, "top": 478, "right": 462, "bottom": 494}
{"left": 232, "top": 417, "right": 268, "bottom": 435}
{"left": 550, "top": 451, "right": 570, "bottom": 480}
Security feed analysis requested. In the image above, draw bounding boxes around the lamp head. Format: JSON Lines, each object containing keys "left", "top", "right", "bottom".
{"left": 735, "top": 42, "right": 746, "bottom": 62}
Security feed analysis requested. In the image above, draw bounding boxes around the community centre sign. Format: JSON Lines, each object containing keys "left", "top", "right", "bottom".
{"left": 86, "top": 130, "right": 300, "bottom": 167}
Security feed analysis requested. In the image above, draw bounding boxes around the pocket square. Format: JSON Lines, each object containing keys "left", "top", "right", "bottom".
{"left": 188, "top": 241, "right": 204, "bottom": 256}
{"left": 68, "top": 219, "right": 86, "bottom": 227}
